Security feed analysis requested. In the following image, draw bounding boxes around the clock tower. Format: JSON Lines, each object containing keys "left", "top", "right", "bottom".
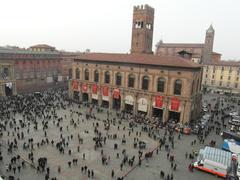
{"left": 130, "top": 5, "right": 154, "bottom": 54}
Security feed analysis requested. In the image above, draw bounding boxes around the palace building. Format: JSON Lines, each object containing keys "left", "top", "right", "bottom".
{"left": 68, "top": 4, "right": 203, "bottom": 124}
{"left": 69, "top": 53, "right": 202, "bottom": 123}
{"left": 0, "top": 46, "right": 67, "bottom": 94}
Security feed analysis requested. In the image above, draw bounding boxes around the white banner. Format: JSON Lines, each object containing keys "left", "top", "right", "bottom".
{"left": 46, "top": 77, "right": 53, "bottom": 83}
{"left": 58, "top": 76, "right": 63, "bottom": 82}
{"left": 125, "top": 95, "right": 134, "bottom": 105}
{"left": 92, "top": 94, "right": 98, "bottom": 100}
{"left": 138, "top": 98, "right": 148, "bottom": 112}
{"left": 102, "top": 95, "right": 109, "bottom": 101}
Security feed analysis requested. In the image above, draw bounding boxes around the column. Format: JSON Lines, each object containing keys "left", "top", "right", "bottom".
{"left": 98, "top": 84, "right": 102, "bottom": 107}
{"left": 133, "top": 94, "right": 138, "bottom": 115}
{"left": 109, "top": 96, "right": 112, "bottom": 112}
{"left": 13, "top": 83, "right": 17, "bottom": 95}
{"left": 79, "top": 88, "right": 82, "bottom": 103}
{"left": 68, "top": 80, "right": 72, "bottom": 98}
{"left": 163, "top": 98, "right": 169, "bottom": 123}
{"left": 89, "top": 92, "right": 92, "bottom": 104}
{"left": 120, "top": 92, "right": 124, "bottom": 112}
{"left": 0, "top": 84, "right": 3, "bottom": 96}
{"left": 147, "top": 95, "right": 153, "bottom": 117}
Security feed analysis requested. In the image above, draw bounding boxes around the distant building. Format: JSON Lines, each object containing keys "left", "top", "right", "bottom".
{"left": 202, "top": 61, "right": 240, "bottom": 94}
{"left": 155, "top": 25, "right": 220, "bottom": 64}
{"left": 0, "top": 46, "right": 65, "bottom": 93}
{"left": 29, "top": 44, "right": 56, "bottom": 52}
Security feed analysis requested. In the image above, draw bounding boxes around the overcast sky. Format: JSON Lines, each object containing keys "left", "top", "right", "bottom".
{"left": 0, "top": 0, "right": 239, "bottom": 60}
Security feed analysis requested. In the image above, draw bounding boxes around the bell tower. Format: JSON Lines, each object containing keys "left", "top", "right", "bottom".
{"left": 130, "top": 4, "right": 154, "bottom": 54}
{"left": 202, "top": 24, "right": 215, "bottom": 64}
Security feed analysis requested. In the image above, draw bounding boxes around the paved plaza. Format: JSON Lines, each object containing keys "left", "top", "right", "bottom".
{"left": 0, "top": 91, "right": 239, "bottom": 180}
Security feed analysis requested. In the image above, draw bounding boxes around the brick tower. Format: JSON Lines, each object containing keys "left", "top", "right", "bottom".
{"left": 202, "top": 24, "right": 215, "bottom": 64}
{"left": 130, "top": 4, "right": 154, "bottom": 54}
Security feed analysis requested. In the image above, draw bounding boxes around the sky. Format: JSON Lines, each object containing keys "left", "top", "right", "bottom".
{"left": 0, "top": 0, "right": 239, "bottom": 60}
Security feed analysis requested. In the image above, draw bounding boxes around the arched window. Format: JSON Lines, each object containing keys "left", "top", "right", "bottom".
{"left": 68, "top": 68, "right": 72, "bottom": 79}
{"left": 94, "top": 70, "right": 99, "bottom": 83}
{"left": 174, "top": 79, "right": 182, "bottom": 95}
{"left": 115, "top": 72, "right": 122, "bottom": 86}
{"left": 157, "top": 77, "right": 165, "bottom": 92}
{"left": 128, "top": 74, "right": 135, "bottom": 88}
{"left": 3, "top": 67, "right": 9, "bottom": 78}
{"left": 142, "top": 76, "right": 149, "bottom": 90}
{"left": 84, "top": 69, "right": 89, "bottom": 81}
{"left": 75, "top": 68, "right": 80, "bottom": 79}
{"left": 104, "top": 71, "right": 110, "bottom": 84}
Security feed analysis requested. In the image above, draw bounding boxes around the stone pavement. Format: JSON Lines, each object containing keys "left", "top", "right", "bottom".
{"left": 1, "top": 93, "right": 239, "bottom": 180}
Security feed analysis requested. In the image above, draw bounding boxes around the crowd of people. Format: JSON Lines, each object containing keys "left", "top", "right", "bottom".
{"left": 0, "top": 88, "right": 238, "bottom": 180}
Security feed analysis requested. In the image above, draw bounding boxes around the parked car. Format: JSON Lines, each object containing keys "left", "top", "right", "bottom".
{"left": 229, "top": 119, "right": 240, "bottom": 126}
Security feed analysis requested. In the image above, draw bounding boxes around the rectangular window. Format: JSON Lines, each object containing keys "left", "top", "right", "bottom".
{"left": 236, "top": 77, "right": 239, "bottom": 81}
{"left": 221, "top": 66, "right": 224, "bottom": 71}
{"left": 219, "top": 81, "right": 222, "bottom": 86}
{"left": 205, "top": 74, "right": 208, "bottom": 78}
{"left": 220, "top": 76, "right": 223, "bottom": 80}
{"left": 211, "top": 80, "right": 214, "bottom": 85}
{"left": 212, "top": 75, "right": 215, "bottom": 79}
{"left": 229, "top": 67, "right": 232, "bottom": 73}
{"left": 235, "top": 83, "right": 238, "bottom": 88}
{"left": 228, "top": 76, "right": 231, "bottom": 80}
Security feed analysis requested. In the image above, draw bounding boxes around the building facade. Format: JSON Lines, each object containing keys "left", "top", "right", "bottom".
{"left": 202, "top": 61, "right": 240, "bottom": 94}
{"left": 0, "top": 60, "right": 17, "bottom": 97}
{"left": 0, "top": 46, "right": 66, "bottom": 93}
{"left": 69, "top": 53, "right": 202, "bottom": 124}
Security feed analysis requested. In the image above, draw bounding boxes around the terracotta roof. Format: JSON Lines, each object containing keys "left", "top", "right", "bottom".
{"left": 158, "top": 43, "right": 204, "bottom": 48}
{"left": 74, "top": 53, "right": 202, "bottom": 68}
{"left": 206, "top": 60, "right": 240, "bottom": 67}
{"left": 30, "top": 44, "right": 54, "bottom": 48}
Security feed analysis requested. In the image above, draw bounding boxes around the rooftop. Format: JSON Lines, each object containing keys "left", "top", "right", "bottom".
{"left": 29, "top": 44, "right": 55, "bottom": 49}
{"left": 0, "top": 46, "right": 60, "bottom": 55}
{"left": 74, "top": 53, "right": 202, "bottom": 69}
{"left": 206, "top": 60, "right": 240, "bottom": 67}
{"left": 158, "top": 43, "right": 204, "bottom": 48}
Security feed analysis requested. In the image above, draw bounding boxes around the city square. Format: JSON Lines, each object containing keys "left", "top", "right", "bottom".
{"left": 0, "top": 1, "right": 240, "bottom": 180}
{"left": 0, "top": 89, "right": 239, "bottom": 180}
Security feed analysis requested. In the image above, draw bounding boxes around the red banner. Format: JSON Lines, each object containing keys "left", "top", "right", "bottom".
{"left": 155, "top": 95, "right": 163, "bottom": 108}
{"left": 171, "top": 97, "right": 180, "bottom": 111}
{"left": 102, "top": 86, "right": 109, "bottom": 96}
{"left": 92, "top": 84, "right": 97, "bottom": 94}
{"left": 82, "top": 83, "right": 88, "bottom": 92}
{"left": 72, "top": 80, "right": 79, "bottom": 91}
{"left": 113, "top": 88, "right": 120, "bottom": 99}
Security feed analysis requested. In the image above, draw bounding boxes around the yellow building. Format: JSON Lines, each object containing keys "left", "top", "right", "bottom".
{"left": 202, "top": 61, "right": 240, "bottom": 94}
